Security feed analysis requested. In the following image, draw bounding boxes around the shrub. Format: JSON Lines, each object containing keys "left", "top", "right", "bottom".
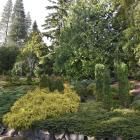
{"left": 0, "top": 46, "right": 19, "bottom": 74}
{"left": 39, "top": 75, "right": 64, "bottom": 92}
{"left": 95, "top": 64, "right": 112, "bottom": 109}
{"left": 38, "top": 101, "right": 140, "bottom": 140}
{"left": 103, "top": 68, "right": 112, "bottom": 110}
{"left": 95, "top": 64, "right": 105, "bottom": 101}
{"left": 116, "top": 62, "right": 130, "bottom": 107}
{"left": 134, "top": 94, "right": 140, "bottom": 101}
{"left": 26, "top": 74, "right": 32, "bottom": 85}
{"left": 73, "top": 79, "right": 95, "bottom": 102}
{"left": 0, "top": 86, "right": 34, "bottom": 122}
{"left": 131, "top": 100, "right": 140, "bottom": 110}
{"left": 3, "top": 87, "right": 80, "bottom": 130}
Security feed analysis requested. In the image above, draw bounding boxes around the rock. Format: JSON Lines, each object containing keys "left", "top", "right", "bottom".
{"left": 130, "top": 89, "right": 140, "bottom": 96}
{"left": 116, "top": 137, "right": 122, "bottom": 140}
{"left": 88, "top": 136, "right": 97, "bottom": 140}
{"left": 7, "top": 129, "right": 16, "bottom": 137}
{"left": 20, "top": 129, "right": 48, "bottom": 140}
{"left": 0, "top": 136, "right": 24, "bottom": 140}
{"left": 0, "top": 127, "right": 7, "bottom": 136}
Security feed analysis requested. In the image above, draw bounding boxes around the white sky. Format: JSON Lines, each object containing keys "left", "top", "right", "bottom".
{"left": 0, "top": 0, "right": 49, "bottom": 31}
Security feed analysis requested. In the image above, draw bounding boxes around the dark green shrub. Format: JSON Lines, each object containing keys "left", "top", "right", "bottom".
{"left": 73, "top": 79, "right": 95, "bottom": 102}
{"left": 134, "top": 94, "right": 140, "bottom": 101}
{"left": 95, "top": 64, "right": 105, "bottom": 101}
{"left": 39, "top": 75, "right": 50, "bottom": 88}
{"left": 95, "top": 64, "right": 112, "bottom": 109}
{"left": 103, "top": 68, "right": 112, "bottom": 110}
{"left": 54, "top": 77, "right": 64, "bottom": 92}
{"left": 116, "top": 62, "right": 130, "bottom": 107}
{"left": 37, "top": 101, "right": 140, "bottom": 140}
{"left": 0, "top": 46, "right": 19, "bottom": 74}
{"left": 131, "top": 100, "right": 140, "bottom": 110}
{"left": 26, "top": 74, "right": 32, "bottom": 85}
{"left": 0, "top": 86, "right": 34, "bottom": 122}
{"left": 39, "top": 75, "right": 64, "bottom": 92}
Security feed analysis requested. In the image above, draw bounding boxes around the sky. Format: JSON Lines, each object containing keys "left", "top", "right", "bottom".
{"left": 0, "top": 0, "right": 49, "bottom": 31}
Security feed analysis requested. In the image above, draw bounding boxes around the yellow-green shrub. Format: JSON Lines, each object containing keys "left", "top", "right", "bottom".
{"left": 3, "top": 87, "right": 80, "bottom": 130}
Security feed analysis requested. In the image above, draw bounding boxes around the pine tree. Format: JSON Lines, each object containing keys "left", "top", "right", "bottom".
{"left": 9, "top": 0, "right": 27, "bottom": 46}
{"left": 32, "top": 21, "right": 39, "bottom": 33}
{"left": 43, "top": 0, "right": 71, "bottom": 46}
{"left": 0, "top": 0, "right": 12, "bottom": 44}
{"left": 25, "top": 12, "right": 32, "bottom": 35}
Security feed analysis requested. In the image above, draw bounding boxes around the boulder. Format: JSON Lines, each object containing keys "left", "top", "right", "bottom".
{"left": 0, "top": 136, "right": 24, "bottom": 140}
{"left": 7, "top": 129, "right": 17, "bottom": 137}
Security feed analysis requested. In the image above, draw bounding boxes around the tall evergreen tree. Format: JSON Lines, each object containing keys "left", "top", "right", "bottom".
{"left": 116, "top": 62, "right": 130, "bottom": 107}
{"left": 25, "top": 12, "right": 32, "bottom": 35}
{"left": 22, "top": 21, "right": 46, "bottom": 78}
{"left": 9, "top": 0, "right": 27, "bottom": 46}
{"left": 0, "top": 0, "right": 12, "bottom": 44}
{"left": 43, "top": 0, "right": 71, "bottom": 46}
{"left": 32, "top": 21, "right": 39, "bottom": 33}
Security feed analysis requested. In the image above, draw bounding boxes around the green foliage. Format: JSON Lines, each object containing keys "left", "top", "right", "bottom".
{"left": 134, "top": 94, "right": 140, "bottom": 101}
{"left": 3, "top": 87, "right": 80, "bottom": 130}
{"left": 53, "top": 0, "right": 125, "bottom": 79}
{"left": 131, "top": 100, "right": 140, "bottom": 111}
{"left": 73, "top": 79, "right": 95, "bottom": 102}
{"left": 103, "top": 68, "right": 112, "bottom": 110}
{"left": 20, "top": 23, "right": 47, "bottom": 78}
{"left": 34, "top": 54, "right": 54, "bottom": 77}
{"left": 95, "top": 64, "right": 105, "bottom": 101}
{"left": 9, "top": 0, "right": 27, "bottom": 45}
{"left": 43, "top": 0, "right": 71, "bottom": 46}
{"left": 39, "top": 75, "right": 64, "bottom": 92}
{"left": 37, "top": 101, "right": 140, "bottom": 140}
{"left": 0, "top": 85, "right": 34, "bottom": 122}
{"left": 26, "top": 74, "right": 32, "bottom": 84}
{"left": 0, "top": 46, "right": 19, "bottom": 74}
{"left": 95, "top": 64, "right": 112, "bottom": 109}
{"left": 25, "top": 12, "right": 32, "bottom": 35}
{"left": 0, "top": 0, "right": 12, "bottom": 44}
{"left": 116, "top": 62, "right": 130, "bottom": 107}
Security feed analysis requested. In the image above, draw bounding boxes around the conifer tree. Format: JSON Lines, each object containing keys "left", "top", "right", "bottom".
{"left": 95, "top": 64, "right": 112, "bottom": 107}
{"left": 43, "top": 0, "right": 71, "bottom": 46}
{"left": 32, "top": 21, "right": 39, "bottom": 33}
{"left": 25, "top": 12, "right": 32, "bottom": 35}
{"left": 9, "top": 0, "right": 27, "bottom": 46}
{"left": 95, "top": 64, "right": 105, "bottom": 102}
{"left": 103, "top": 68, "right": 112, "bottom": 110}
{"left": 116, "top": 62, "right": 130, "bottom": 107}
{"left": 22, "top": 21, "right": 45, "bottom": 78}
{"left": 0, "top": 0, "right": 12, "bottom": 44}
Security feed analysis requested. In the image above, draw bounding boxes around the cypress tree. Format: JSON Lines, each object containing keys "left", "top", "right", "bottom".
{"left": 0, "top": 0, "right": 13, "bottom": 44}
{"left": 103, "top": 68, "right": 112, "bottom": 110}
{"left": 9, "top": 0, "right": 27, "bottom": 46}
{"left": 116, "top": 62, "right": 130, "bottom": 107}
{"left": 95, "top": 64, "right": 112, "bottom": 109}
{"left": 95, "top": 64, "right": 105, "bottom": 101}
